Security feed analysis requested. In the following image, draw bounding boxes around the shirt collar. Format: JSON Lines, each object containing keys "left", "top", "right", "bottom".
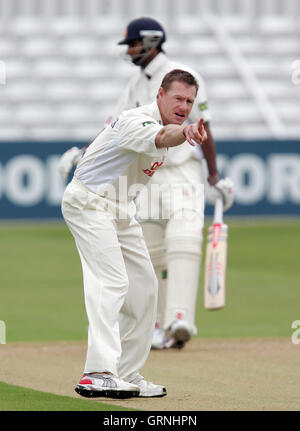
{"left": 151, "top": 101, "right": 163, "bottom": 125}
{"left": 143, "top": 52, "right": 167, "bottom": 80}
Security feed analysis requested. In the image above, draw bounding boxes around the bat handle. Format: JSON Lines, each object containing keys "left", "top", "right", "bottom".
{"left": 213, "top": 198, "right": 223, "bottom": 224}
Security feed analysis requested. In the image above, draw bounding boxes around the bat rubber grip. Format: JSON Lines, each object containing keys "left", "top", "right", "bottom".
{"left": 214, "top": 198, "right": 223, "bottom": 224}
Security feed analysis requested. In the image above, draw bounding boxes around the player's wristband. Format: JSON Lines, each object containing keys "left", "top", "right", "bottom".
{"left": 208, "top": 172, "right": 220, "bottom": 186}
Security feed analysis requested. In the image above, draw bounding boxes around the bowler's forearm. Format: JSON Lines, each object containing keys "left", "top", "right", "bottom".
{"left": 155, "top": 125, "right": 185, "bottom": 148}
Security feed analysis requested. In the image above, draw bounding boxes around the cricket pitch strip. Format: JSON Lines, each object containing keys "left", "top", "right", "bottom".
{"left": 0, "top": 338, "right": 298, "bottom": 411}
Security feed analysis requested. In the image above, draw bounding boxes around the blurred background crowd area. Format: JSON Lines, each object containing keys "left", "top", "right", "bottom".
{"left": 0, "top": 0, "right": 299, "bottom": 142}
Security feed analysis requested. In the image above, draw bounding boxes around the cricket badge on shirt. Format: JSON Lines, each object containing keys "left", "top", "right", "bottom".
{"left": 198, "top": 101, "right": 208, "bottom": 112}
{"left": 143, "top": 160, "right": 164, "bottom": 177}
{"left": 142, "top": 121, "right": 156, "bottom": 127}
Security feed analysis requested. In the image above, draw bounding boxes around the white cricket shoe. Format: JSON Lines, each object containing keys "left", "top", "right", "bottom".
{"left": 75, "top": 372, "right": 140, "bottom": 399}
{"left": 169, "top": 318, "right": 192, "bottom": 347}
{"left": 130, "top": 374, "right": 167, "bottom": 398}
{"left": 151, "top": 327, "right": 167, "bottom": 350}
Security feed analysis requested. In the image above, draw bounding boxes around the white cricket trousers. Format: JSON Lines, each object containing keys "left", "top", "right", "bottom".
{"left": 62, "top": 177, "right": 158, "bottom": 382}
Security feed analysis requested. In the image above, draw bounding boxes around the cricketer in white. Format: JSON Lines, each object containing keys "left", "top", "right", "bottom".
{"left": 59, "top": 17, "right": 234, "bottom": 351}
{"left": 61, "top": 70, "right": 207, "bottom": 399}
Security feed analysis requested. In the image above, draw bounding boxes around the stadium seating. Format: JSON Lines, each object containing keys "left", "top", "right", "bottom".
{"left": 0, "top": 0, "right": 299, "bottom": 141}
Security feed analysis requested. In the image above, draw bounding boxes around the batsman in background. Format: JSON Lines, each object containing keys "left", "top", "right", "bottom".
{"left": 59, "top": 17, "right": 234, "bottom": 349}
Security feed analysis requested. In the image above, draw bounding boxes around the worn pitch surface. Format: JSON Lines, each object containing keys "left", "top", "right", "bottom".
{"left": 0, "top": 337, "right": 298, "bottom": 411}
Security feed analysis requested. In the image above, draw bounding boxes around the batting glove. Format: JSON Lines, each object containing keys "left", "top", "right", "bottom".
{"left": 209, "top": 177, "right": 234, "bottom": 212}
{"left": 58, "top": 146, "right": 83, "bottom": 179}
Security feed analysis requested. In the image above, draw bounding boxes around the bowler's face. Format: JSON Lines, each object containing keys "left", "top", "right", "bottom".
{"left": 158, "top": 81, "right": 196, "bottom": 125}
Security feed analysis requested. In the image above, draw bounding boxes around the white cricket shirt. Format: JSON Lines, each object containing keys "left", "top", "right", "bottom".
{"left": 75, "top": 102, "right": 167, "bottom": 204}
{"left": 112, "top": 53, "right": 211, "bottom": 166}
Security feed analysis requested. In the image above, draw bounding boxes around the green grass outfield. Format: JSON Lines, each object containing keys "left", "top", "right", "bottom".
{"left": 0, "top": 381, "right": 134, "bottom": 411}
{"left": 0, "top": 219, "right": 299, "bottom": 342}
{"left": 0, "top": 219, "right": 299, "bottom": 410}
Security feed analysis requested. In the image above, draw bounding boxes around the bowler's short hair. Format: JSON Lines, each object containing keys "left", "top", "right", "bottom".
{"left": 160, "top": 69, "right": 199, "bottom": 95}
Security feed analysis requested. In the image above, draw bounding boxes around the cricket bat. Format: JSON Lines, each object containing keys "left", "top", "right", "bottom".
{"left": 204, "top": 198, "right": 228, "bottom": 310}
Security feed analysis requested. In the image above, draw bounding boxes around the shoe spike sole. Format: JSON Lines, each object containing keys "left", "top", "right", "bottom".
{"left": 75, "top": 386, "right": 139, "bottom": 399}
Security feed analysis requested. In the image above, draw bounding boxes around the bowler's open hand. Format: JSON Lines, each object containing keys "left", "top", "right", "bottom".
{"left": 183, "top": 118, "right": 207, "bottom": 146}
